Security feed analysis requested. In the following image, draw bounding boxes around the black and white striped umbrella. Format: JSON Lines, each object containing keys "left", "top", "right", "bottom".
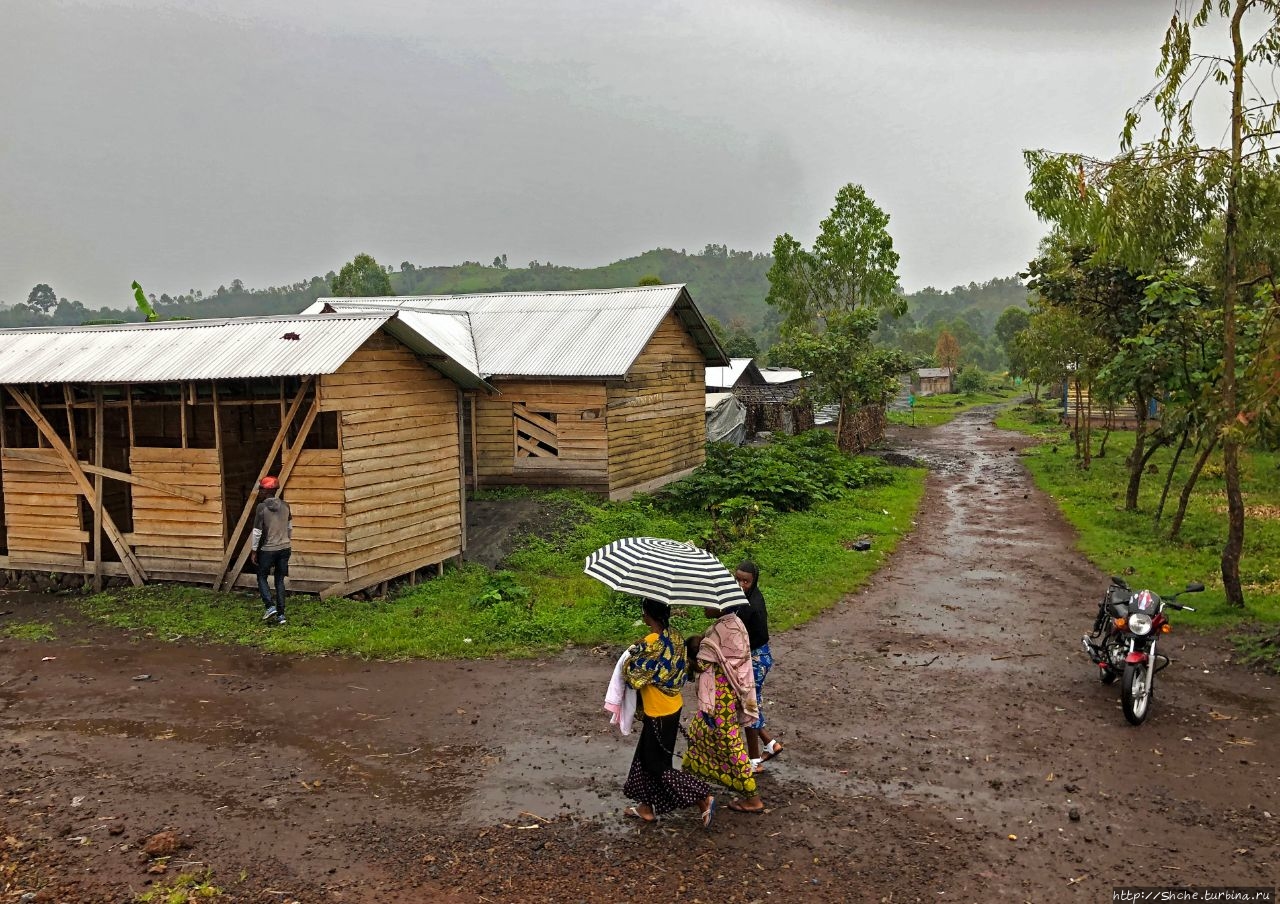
{"left": 584, "top": 537, "right": 747, "bottom": 611}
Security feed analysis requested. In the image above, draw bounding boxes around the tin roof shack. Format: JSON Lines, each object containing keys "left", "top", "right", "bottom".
{"left": 915, "top": 367, "right": 954, "bottom": 396}
{"left": 0, "top": 313, "right": 490, "bottom": 598}
{"left": 734, "top": 367, "right": 816, "bottom": 438}
{"left": 308, "top": 286, "right": 729, "bottom": 500}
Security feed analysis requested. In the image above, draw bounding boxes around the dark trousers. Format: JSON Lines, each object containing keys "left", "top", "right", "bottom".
{"left": 256, "top": 547, "right": 291, "bottom": 612}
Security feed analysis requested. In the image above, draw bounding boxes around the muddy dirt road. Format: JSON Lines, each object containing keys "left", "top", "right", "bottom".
{"left": 2, "top": 408, "right": 1276, "bottom": 903}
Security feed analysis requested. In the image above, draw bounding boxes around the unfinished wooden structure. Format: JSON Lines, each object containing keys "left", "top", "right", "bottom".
{"left": 310, "top": 285, "right": 730, "bottom": 500}
{"left": 0, "top": 314, "right": 490, "bottom": 596}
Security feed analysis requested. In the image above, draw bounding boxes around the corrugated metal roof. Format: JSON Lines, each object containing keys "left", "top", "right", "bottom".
{"left": 305, "top": 284, "right": 728, "bottom": 377}
{"left": 706, "top": 357, "right": 751, "bottom": 389}
{"left": 0, "top": 313, "right": 490, "bottom": 388}
{"left": 760, "top": 367, "right": 805, "bottom": 385}
{"left": 917, "top": 367, "right": 952, "bottom": 378}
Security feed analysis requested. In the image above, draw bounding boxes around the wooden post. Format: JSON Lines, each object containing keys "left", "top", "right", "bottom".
{"left": 93, "top": 389, "right": 104, "bottom": 592}
{"left": 179, "top": 386, "right": 188, "bottom": 449}
{"left": 126, "top": 386, "right": 135, "bottom": 446}
{"left": 5, "top": 387, "right": 146, "bottom": 585}
{"left": 212, "top": 382, "right": 226, "bottom": 543}
{"left": 457, "top": 390, "right": 467, "bottom": 552}
{"left": 212, "top": 378, "right": 315, "bottom": 591}
{"left": 469, "top": 394, "right": 479, "bottom": 491}
{"left": 62, "top": 385, "right": 77, "bottom": 456}
{"left": 0, "top": 390, "right": 7, "bottom": 450}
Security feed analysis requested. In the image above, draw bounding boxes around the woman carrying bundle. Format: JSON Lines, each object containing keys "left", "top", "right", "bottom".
{"left": 621, "top": 598, "right": 716, "bottom": 827}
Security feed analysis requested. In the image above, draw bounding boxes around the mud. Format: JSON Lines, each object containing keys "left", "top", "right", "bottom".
{"left": 1, "top": 407, "right": 1275, "bottom": 903}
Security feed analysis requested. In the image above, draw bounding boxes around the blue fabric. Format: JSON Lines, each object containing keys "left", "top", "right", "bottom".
{"left": 750, "top": 643, "right": 772, "bottom": 730}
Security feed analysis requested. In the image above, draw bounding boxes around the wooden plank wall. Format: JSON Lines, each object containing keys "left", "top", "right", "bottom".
{"left": 128, "top": 447, "right": 224, "bottom": 579}
{"left": 1063, "top": 379, "right": 1141, "bottom": 422}
{"left": 0, "top": 449, "right": 86, "bottom": 570}
{"left": 321, "top": 333, "right": 464, "bottom": 590}
{"left": 475, "top": 381, "right": 609, "bottom": 491}
{"left": 606, "top": 312, "right": 707, "bottom": 497}
{"left": 286, "top": 450, "right": 347, "bottom": 589}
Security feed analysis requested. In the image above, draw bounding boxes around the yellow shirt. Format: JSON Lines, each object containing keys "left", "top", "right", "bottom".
{"left": 626, "top": 631, "right": 686, "bottom": 718}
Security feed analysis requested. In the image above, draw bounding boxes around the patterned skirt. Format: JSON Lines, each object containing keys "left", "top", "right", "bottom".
{"left": 681, "top": 667, "right": 758, "bottom": 795}
{"left": 623, "top": 709, "right": 711, "bottom": 815}
{"left": 751, "top": 643, "right": 773, "bottom": 731}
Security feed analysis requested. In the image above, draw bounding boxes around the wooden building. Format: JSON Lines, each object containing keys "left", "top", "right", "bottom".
{"left": 915, "top": 367, "right": 954, "bottom": 396}
{"left": 1062, "top": 378, "right": 1150, "bottom": 427}
{"left": 0, "top": 313, "right": 491, "bottom": 597}
{"left": 308, "top": 286, "right": 729, "bottom": 500}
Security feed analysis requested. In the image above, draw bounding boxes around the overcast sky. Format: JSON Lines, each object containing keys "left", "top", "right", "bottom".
{"left": 1, "top": 0, "right": 1181, "bottom": 307}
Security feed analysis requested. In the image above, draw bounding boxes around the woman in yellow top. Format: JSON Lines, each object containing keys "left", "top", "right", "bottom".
{"left": 621, "top": 599, "right": 715, "bottom": 827}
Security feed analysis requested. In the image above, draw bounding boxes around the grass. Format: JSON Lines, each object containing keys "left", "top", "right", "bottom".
{"left": 77, "top": 466, "right": 927, "bottom": 659}
{"left": 0, "top": 621, "right": 57, "bottom": 642}
{"left": 998, "top": 404, "right": 1280, "bottom": 668}
{"left": 136, "top": 870, "right": 222, "bottom": 902}
{"left": 888, "top": 386, "right": 1020, "bottom": 427}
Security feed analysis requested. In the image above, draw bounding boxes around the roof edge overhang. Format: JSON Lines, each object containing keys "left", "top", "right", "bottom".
{"left": 379, "top": 314, "right": 495, "bottom": 393}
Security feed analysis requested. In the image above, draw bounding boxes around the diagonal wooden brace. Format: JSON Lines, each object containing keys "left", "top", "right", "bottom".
{"left": 5, "top": 387, "right": 148, "bottom": 586}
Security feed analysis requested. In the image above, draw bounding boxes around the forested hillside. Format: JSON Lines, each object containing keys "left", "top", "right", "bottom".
{"left": 5, "top": 249, "right": 1029, "bottom": 369}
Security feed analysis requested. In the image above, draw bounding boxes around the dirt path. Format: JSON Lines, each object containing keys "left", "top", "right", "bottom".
{"left": 2, "top": 408, "right": 1276, "bottom": 903}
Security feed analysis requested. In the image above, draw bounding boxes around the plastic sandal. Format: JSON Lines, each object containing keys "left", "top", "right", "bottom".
{"left": 701, "top": 796, "right": 716, "bottom": 829}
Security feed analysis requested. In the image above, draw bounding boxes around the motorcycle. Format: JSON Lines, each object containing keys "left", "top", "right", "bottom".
{"left": 1082, "top": 576, "right": 1205, "bottom": 725}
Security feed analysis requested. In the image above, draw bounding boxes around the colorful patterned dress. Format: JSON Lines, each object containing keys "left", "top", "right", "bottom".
{"left": 681, "top": 664, "right": 758, "bottom": 794}
{"left": 621, "top": 627, "right": 712, "bottom": 815}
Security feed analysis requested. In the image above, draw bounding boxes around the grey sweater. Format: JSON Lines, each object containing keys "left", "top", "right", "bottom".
{"left": 251, "top": 497, "right": 292, "bottom": 552}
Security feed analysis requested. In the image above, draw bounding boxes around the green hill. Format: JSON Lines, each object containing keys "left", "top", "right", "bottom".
{"left": 5, "top": 251, "right": 1029, "bottom": 370}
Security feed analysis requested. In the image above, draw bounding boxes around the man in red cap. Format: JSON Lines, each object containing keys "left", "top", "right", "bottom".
{"left": 250, "top": 475, "right": 292, "bottom": 625}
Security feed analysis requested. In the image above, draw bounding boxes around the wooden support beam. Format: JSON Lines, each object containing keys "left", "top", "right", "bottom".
{"left": 93, "top": 389, "right": 104, "bottom": 593}
{"left": 457, "top": 389, "right": 467, "bottom": 552}
{"left": 1, "top": 450, "right": 207, "bottom": 504}
{"left": 62, "top": 385, "right": 78, "bottom": 456}
{"left": 126, "top": 386, "right": 135, "bottom": 446}
{"left": 4, "top": 387, "right": 147, "bottom": 586}
{"left": 212, "top": 378, "right": 314, "bottom": 591}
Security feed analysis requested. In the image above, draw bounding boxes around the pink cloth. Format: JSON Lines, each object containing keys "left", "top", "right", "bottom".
{"left": 696, "top": 614, "right": 758, "bottom": 726}
{"left": 604, "top": 650, "right": 637, "bottom": 735}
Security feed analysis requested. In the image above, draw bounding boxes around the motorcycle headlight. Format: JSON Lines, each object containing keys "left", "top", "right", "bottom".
{"left": 1128, "top": 612, "right": 1153, "bottom": 636}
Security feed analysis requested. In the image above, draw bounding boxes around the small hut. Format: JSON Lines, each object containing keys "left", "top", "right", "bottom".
{"left": 0, "top": 313, "right": 490, "bottom": 597}
{"left": 732, "top": 367, "right": 814, "bottom": 437}
{"left": 307, "top": 285, "right": 728, "bottom": 500}
{"left": 915, "top": 367, "right": 954, "bottom": 396}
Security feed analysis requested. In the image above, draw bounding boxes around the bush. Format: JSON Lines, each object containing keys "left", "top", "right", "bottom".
{"left": 660, "top": 430, "right": 888, "bottom": 515}
{"left": 955, "top": 366, "right": 988, "bottom": 393}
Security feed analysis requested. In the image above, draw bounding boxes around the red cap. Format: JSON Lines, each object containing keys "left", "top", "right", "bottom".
{"left": 259, "top": 476, "right": 279, "bottom": 491}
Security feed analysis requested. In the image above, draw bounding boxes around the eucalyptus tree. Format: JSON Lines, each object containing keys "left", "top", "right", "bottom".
{"left": 1024, "top": 1, "right": 1280, "bottom": 606}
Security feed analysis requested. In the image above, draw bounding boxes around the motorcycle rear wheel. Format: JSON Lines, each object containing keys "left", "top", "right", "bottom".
{"left": 1121, "top": 662, "right": 1153, "bottom": 725}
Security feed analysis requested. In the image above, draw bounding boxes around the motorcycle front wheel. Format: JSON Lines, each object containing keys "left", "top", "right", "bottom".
{"left": 1121, "top": 662, "right": 1154, "bottom": 725}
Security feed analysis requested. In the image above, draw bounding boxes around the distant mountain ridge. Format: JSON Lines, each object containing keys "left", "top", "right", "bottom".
{"left": 3, "top": 247, "right": 1028, "bottom": 357}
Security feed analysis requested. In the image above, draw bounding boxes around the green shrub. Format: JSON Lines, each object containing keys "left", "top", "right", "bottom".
{"left": 661, "top": 431, "right": 888, "bottom": 515}
{"left": 955, "top": 366, "right": 988, "bottom": 393}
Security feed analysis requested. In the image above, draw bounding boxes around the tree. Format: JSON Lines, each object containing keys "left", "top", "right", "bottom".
{"left": 933, "top": 329, "right": 960, "bottom": 371}
{"left": 774, "top": 310, "right": 909, "bottom": 452}
{"left": 1024, "top": 1, "right": 1280, "bottom": 606}
{"left": 27, "top": 283, "right": 56, "bottom": 314}
{"left": 994, "top": 307, "right": 1030, "bottom": 354}
{"left": 332, "top": 253, "right": 394, "bottom": 297}
{"left": 636, "top": 275, "right": 663, "bottom": 286}
{"left": 766, "top": 184, "right": 906, "bottom": 450}
{"left": 766, "top": 183, "right": 904, "bottom": 334}
{"left": 132, "top": 280, "right": 159, "bottom": 322}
